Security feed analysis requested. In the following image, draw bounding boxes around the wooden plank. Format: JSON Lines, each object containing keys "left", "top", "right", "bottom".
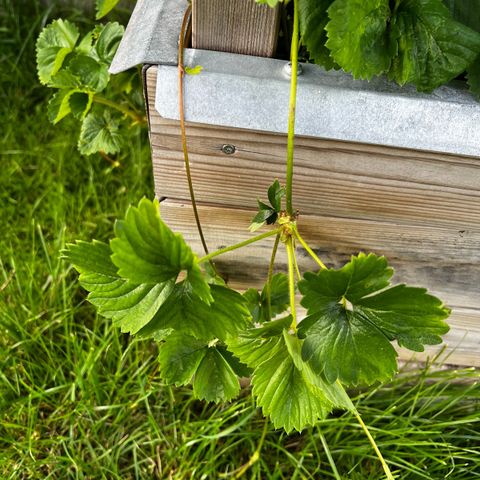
{"left": 146, "top": 67, "right": 480, "bottom": 231}
{"left": 158, "top": 199, "right": 480, "bottom": 367}
{"left": 191, "top": 0, "right": 280, "bottom": 57}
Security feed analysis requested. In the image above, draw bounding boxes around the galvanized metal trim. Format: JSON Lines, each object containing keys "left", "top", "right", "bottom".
{"left": 155, "top": 49, "right": 480, "bottom": 158}
{"left": 109, "top": 0, "right": 187, "bottom": 74}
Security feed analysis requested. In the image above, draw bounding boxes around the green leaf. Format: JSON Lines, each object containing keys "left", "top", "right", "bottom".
{"left": 389, "top": 0, "right": 480, "bottom": 91}
{"left": 326, "top": 0, "right": 395, "bottom": 80}
{"left": 267, "top": 179, "right": 285, "bottom": 212}
{"left": 69, "top": 92, "right": 93, "bottom": 119}
{"left": 193, "top": 347, "right": 240, "bottom": 403}
{"left": 243, "top": 273, "right": 289, "bottom": 322}
{"left": 78, "top": 109, "right": 123, "bottom": 155}
{"left": 158, "top": 333, "right": 208, "bottom": 386}
{"left": 299, "top": 0, "right": 337, "bottom": 70}
{"left": 94, "top": 22, "right": 124, "bottom": 64}
{"left": 229, "top": 326, "right": 351, "bottom": 432}
{"left": 298, "top": 253, "right": 450, "bottom": 386}
{"left": 249, "top": 209, "right": 276, "bottom": 232}
{"left": 256, "top": 0, "right": 285, "bottom": 6}
{"left": 96, "top": 0, "right": 121, "bottom": 19}
{"left": 36, "top": 19, "right": 79, "bottom": 85}
{"left": 47, "top": 90, "right": 74, "bottom": 124}
{"left": 63, "top": 240, "right": 174, "bottom": 334}
{"left": 467, "top": 56, "right": 480, "bottom": 98}
{"left": 48, "top": 69, "right": 82, "bottom": 89}
{"left": 138, "top": 282, "right": 252, "bottom": 342}
{"left": 110, "top": 197, "right": 195, "bottom": 284}
{"left": 68, "top": 55, "right": 109, "bottom": 92}
{"left": 185, "top": 65, "right": 203, "bottom": 75}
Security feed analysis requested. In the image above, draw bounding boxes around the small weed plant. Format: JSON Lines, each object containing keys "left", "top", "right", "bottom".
{"left": 35, "top": 0, "right": 479, "bottom": 478}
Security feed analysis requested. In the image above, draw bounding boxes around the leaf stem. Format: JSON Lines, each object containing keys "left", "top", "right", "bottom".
{"left": 178, "top": 5, "right": 218, "bottom": 274}
{"left": 265, "top": 233, "right": 280, "bottom": 321}
{"left": 285, "top": 0, "right": 300, "bottom": 216}
{"left": 292, "top": 239, "right": 302, "bottom": 280}
{"left": 286, "top": 237, "right": 297, "bottom": 331}
{"left": 198, "top": 228, "right": 282, "bottom": 264}
{"left": 293, "top": 226, "right": 327, "bottom": 270}
{"left": 92, "top": 95, "right": 146, "bottom": 124}
{"left": 353, "top": 410, "right": 395, "bottom": 480}
{"left": 319, "top": 432, "right": 341, "bottom": 480}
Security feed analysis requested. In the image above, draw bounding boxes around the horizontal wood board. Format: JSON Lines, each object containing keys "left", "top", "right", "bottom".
{"left": 145, "top": 65, "right": 480, "bottom": 367}
{"left": 192, "top": 0, "right": 280, "bottom": 57}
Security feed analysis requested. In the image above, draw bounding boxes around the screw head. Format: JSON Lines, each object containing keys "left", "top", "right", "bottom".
{"left": 283, "top": 62, "right": 303, "bottom": 77}
{"left": 221, "top": 144, "right": 236, "bottom": 155}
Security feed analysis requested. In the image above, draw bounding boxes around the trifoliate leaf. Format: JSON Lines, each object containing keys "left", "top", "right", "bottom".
{"left": 229, "top": 326, "right": 351, "bottom": 432}
{"left": 298, "top": 253, "right": 450, "bottom": 386}
{"left": 94, "top": 22, "right": 124, "bottom": 64}
{"left": 96, "top": 0, "right": 121, "bottom": 19}
{"left": 78, "top": 109, "right": 123, "bottom": 155}
{"left": 63, "top": 240, "right": 174, "bottom": 334}
{"left": 137, "top": 282, "right": 252, "bottom": 342}
{"left": 467, "top": 56, "right": 480, "bottom": 99}
{"left": 69, "top": 91, "right": 93, "bottom": 119}
{"left": 47, "top": 90, "right": 74, "bottom": 124}
{"left": 36, "top": 19, "right": 79, "bottom": 85}
{"left": 158, "top": 333, "right": 247, "bottom": 402}
{"left": 68, "top": 55, "right": 109, "bottom": 92}
{"left": 110, "top": 197, "right": 195, "bottom": 284}
{"left": 389, "top": 0, "right": 480, "bottom": 91}
{"left": 299, "top": 0, "right": 337, "bottom": 70}
{"left": 326, "top": 0, "right": 395, "bottom": 80}
{"left": 243, "top": 273, "right": 289, "bottom": 322}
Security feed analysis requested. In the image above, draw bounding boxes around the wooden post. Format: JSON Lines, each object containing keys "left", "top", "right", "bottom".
{"left": 191, "top": 0, "right": 281, "bottom": 57}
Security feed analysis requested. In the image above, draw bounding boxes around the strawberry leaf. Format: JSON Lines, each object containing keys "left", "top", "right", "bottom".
{"left": 63, "top": 240, "right": 174, "bottom": 334}
{"left": 94, "top": 22, "right": 124, "bottom": 64}
{"left": 299, "top": 0, "right": 337, "bottom": 70}
{"left": 36, "top": 19, "right": 79, "bottom": 85}
{"left": 243, "top": 273, "right": 289, "bottom": 322}
{"left": 298, "top": 253, "right": 450, "bottom": 386}
{"left": 229, "top": 325, "right": 352, "bottom": 432}
{"left": 78, "top": 109, "right": 124, "bottom": 155}
{"left": 96, "top": 0, "right": 121, "bottom": 19}
{"left": 389, "top": 0, "right": 480, "bottom": 91}
{"left": 137, "top": 282, "right": 252, "bottom": 342}
{"left": 326, "top": 0, "right": 395, "bottom": 80}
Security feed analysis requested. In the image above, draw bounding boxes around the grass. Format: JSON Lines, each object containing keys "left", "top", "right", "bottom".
{"left": 1, "top": 1, "right": 479, "bottom": 478}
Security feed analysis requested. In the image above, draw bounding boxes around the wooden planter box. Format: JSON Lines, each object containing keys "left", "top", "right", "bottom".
{"left": 111, "top": 0, "right": 480, "bottom": 367}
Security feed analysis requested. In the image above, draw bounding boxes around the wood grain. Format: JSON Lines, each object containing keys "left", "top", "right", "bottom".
{"left": 144, "top": 65, "right": 480, "bottom": 366}
{"left": 192, "top": 0, "right": 280, "bottom": 57}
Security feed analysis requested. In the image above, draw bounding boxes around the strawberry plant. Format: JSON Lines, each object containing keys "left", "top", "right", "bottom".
{"left": 35, "top": 4, "right": 145, "bottom": 159}
{"left": 61, "top": 1, "right": 455, "bottom": 477}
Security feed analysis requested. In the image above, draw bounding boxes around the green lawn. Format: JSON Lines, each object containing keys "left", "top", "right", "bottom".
{"left": 1, "top": 1, "right": 479, "bottom": 478}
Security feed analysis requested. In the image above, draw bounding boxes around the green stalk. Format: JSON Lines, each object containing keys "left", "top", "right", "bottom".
{"left": 286, "top": 237, "right": 297, "bottom": 331}
{"left": 265, "top": 233, "right": 281, "bottom": 321}
{"left": 293, "top": 226, "right": 327, "bottom": 270}
{"left": 353, "top": 410, "right": 395, "bottom": 480}
{"left": 234, "top": 419, "right": 269, "bottom": 478}
{"left": 285, "top": 0, "right": 300, "bottom": 216}
{"left": 198, "top": 228, "right": 282, "bottom": 264}
{"left": 92, "top": 95, "right": 145, "bottom": 124}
